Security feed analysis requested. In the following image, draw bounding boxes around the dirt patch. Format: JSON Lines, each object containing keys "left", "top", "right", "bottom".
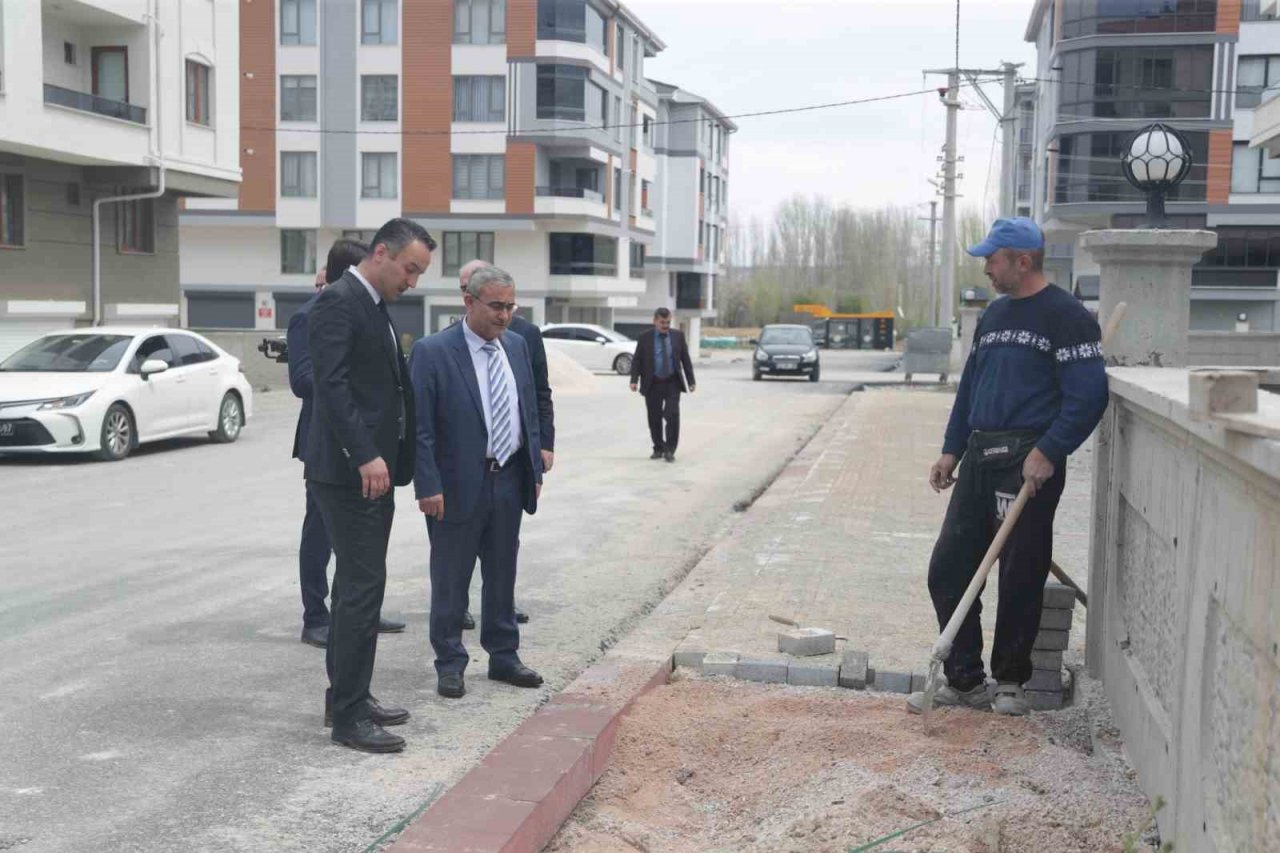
{"left": 549, "top": 674, "right": 1157, "bottom": 853}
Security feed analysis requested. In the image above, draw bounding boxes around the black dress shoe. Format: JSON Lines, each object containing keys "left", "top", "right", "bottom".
{"left": 514, "top": 606, "right": 529, "bottom": 624}
{"left": 650, "top": 449, "right": 665, "bottom": 460}
{"left": 377, "top": 617, "right": 406, "bottom": 633}
{"left": 437, "top": 673, "right": 466, "bottom": 698}
{"left": 663, "top": 451, "right": 675, "bottom": 463}
{"left": 462, "top": 610, "right": 476, "bottom": 630}
{"left": 300, "top": 625, "right": 329, "bottom": 648}
{"left": 488, "top": 663, "right": 544, "bottom": 688}
{"left": 325, "top": 694, "right": 410, "bottom": 728}
{"left": 330, "top": 718, "right": 405, "bottom": 753}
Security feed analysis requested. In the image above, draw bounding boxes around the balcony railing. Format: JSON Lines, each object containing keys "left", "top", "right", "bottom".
{"left": 44, "top": 84, "right": 146, "bottom": 124}
{"left": 536, "top": 186, "right": 604, "bottom": 203}
{"left": 550, "top": 261, "right": 616, "bottom": 276}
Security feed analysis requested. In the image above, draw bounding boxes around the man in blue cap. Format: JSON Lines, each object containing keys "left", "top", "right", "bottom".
{"left": 907, "top": 217, "right": 1109, "bottom": 716}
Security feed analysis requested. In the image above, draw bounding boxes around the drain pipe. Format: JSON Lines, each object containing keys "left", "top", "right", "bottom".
{"left": 92, "top": 0, "right": 166, "bottom": 326}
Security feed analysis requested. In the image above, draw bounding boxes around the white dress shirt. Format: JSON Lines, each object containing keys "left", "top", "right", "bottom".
{"left": 347, "top": 266, "right": 398, "bottom": 350}
{"left": 462, "top": 320, "right": 522, "bottom": 460}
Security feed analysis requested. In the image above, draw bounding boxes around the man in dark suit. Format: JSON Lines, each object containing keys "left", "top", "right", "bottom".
{"left": 409, "top": 265, "right": 544, "bottom": 700}
{"left": 629, "top": 306, "right": 696, "bottom": 462}
{"left": 455, "top": 259, "right": 554, "bottom": 628}
{"left": 289, "top": 239, "right": 405, "bottom": 648}
{"left": 305, "top": 218, "right": 434, "bottom": 753}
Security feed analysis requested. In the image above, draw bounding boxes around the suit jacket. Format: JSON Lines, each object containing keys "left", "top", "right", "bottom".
{"left": 508, "top": 314, "right": 555, "bottom": 452}
{"left": 409, "top": 322, "right": 543, "bottom": 524}
{"left": 630, "top": 327, "right": 696, "bottom": 394}
{"left": 287, "top": 291, "right": 321, "bottom": 460}
{"left": 303, "top": 272, "right": 416, "bottom": 488}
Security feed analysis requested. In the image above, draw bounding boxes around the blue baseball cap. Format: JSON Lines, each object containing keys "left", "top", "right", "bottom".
{"left": 966, "top": 217, "right": 1044, "bottom": 258}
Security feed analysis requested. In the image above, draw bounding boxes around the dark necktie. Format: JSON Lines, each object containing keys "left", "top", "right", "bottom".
{"left": 657, "top": 334, "right": 669, "bottom": 378}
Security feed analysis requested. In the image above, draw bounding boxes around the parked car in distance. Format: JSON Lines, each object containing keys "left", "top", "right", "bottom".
{"left": 0, "top": 328, "right": 253, "bottom": 461}
{"left": 541, "top": 323, "right": 636, "bottom": 375}
{"left": 752, "top": 324, "right": 821, "bottom": 382}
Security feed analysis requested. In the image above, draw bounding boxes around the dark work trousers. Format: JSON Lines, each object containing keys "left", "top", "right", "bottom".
{"left": 426, "top": 460, "right": 524, "bottom": 676}
{"left": 299, "top": 486, "right": 332, "bottom": 629}
{"left": 645, "top": 378, "right": 682, "bottom": 453}
{"left": 926, "top": 431, "right": 1066, "bottom": 692}
{"left": 307, "top": 480, "right": 395, "bottom": 727}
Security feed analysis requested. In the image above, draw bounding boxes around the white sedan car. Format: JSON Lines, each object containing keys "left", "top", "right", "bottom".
{"left": 0, "top": 327, "right": 253, "bottom": 461}
{"left": 541, "top": 323, "right": 636, "bottom": 375}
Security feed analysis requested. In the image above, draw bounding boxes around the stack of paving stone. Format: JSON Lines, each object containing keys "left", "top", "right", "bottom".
{"left": 1025, "top": 580, "right": 1077, "bottom": 710}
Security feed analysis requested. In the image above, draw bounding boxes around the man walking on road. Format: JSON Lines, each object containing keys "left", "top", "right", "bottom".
{"left": 410, "top": 265, "right": 544, "bottom": 700}
{"left": 289, "top": 238, "right": 406, "bottom": 648}
{"left": 906, "top": 217, "right": 1109, "bottom": 717}
{"left": 305, "top": 218, "right": 434, "bottom": 752}
{"left": 629, "top": 307, "right": 695, "bottom": 462}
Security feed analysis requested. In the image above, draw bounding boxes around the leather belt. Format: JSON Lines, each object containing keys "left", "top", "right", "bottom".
{"left": 485, "top": 457, "right": 514, "bottom": 472}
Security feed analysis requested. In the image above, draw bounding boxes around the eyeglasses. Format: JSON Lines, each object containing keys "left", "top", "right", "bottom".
{"left": 483, "top": 301, "right": 518, "bottom": 314}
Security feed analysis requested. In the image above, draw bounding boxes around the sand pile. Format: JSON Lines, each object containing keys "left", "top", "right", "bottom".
{"left": 547, "top": 347, "right": 604, "bottom": 396}
{"left": 550, "top": 674, "right": 1158, "bottom": 853}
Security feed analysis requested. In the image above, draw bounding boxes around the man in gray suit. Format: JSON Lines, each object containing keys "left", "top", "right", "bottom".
{"left": 409, "top": 266, "right": 544, "bottom": 699}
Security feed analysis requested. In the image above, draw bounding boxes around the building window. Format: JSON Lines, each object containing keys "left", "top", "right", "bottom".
{"left": 64, "top": 42, "right": 76, "bottom": 65}
{"left": 281, "top": 230, "right": 317, "bottom": 274}
{"left": 616, "top": 22, "right": 625, "bottom": 69}
{"left": 443, "top": 232, "right": 495, "bottom": 275}
{"left": 1198, "top": 226, "right": 1280, "bottom": 269}
{"left": 642, "top": 115, "right": 652, "bottom": 148}
{"left": 280, "top": 0, "right": 317, "bottom": 45}
{"left": 536, "top": 64, "right": 589, "bottom": 121}
{"left": 281, "top": 152, "right": 318, "bottom": 198}
{"left": 1058, "top": 46, "right": 1212, "bottom": 120}
{"left": 1230, "top": 142, "right": 1280, "bottom": 193}
{"left": 640, "top": 179, "right": 651, "bottom": 215}
{"left": 612, "top": 96, "right": 622, "bottom": 140}
{"left": 1060, "top": 1, "right": 1217, "bottom": 39}
{"left": 361, "top": 75, "right": 398, "bottom": 122}
{"left": 630, "top": 241, "right": 645, "bottom": 278}
{"left": 1237, "top": 56, "right": 1280, "bottom": 109}
{"left": 362, "top": 0, "right": 398, "bottom": 45}
{"left": 549, "top": 233, "right": 617, "bottom": 275}
{"left": 119, "top": 199, "right": 154, "bottom": 254}
{"left": 361, "top": 153, "right": 398, "bottom": 199}
{"left": 92, "top": 46, "right": 129, "bottom": 103}
{"left": 613, "top": 166, "right": 621, "bottom": 211}
{"left": 0, "top": 174, "right": 24, "bottom": 247}
{"left": 537, "top": 0, "right": 591, "bottom": 43}
{"left": 453, "top": 154, "right": 505, "bottom": 199}
{"left": 186, "top": 60, "right": 211, "bottom": 125}
{"left": 453, "top": 76, "right": 505, "bottom": 122}
{"left": 1055, "top": 130, "right": 1207, "bottom": 203}
{"left": 584, "top": 4, "right": 606, "bottom": 54}
{"left": 454, "top": 0, "right": 506, "bottom": 44}
{"left": 281, "top": 76, "right": 317, "bottom": 122}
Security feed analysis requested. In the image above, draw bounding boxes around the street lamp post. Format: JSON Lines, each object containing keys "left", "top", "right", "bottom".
{"left": 1120, "top": 123, "right": 1194, "bottom": 228}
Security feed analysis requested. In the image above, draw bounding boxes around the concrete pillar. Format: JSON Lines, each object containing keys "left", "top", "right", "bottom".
{"left": 958, "top": 306, "right": 983, "bottom": 363}
{"left": 1078, "top": 229, "right": 1218, "bottom": 368}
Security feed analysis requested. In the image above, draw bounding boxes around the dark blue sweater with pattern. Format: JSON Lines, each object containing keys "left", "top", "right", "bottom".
{"left": 943, "top": 284, "right": 1109, "bottom": 464}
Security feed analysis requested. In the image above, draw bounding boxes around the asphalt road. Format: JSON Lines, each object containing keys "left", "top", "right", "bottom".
{"left": 0, "top": 349, "right": 898, "bottom": 853}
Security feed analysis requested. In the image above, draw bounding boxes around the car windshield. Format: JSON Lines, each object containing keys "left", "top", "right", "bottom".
{"left": 760, "top": 328, "right": 813, "bottom": 346}
{"left": 0, "top": 334, "right": 133, "bottom": 373}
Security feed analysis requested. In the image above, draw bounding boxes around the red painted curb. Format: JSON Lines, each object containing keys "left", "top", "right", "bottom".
{"left": 387, "top": 658, "right": 672, "bottom": 853}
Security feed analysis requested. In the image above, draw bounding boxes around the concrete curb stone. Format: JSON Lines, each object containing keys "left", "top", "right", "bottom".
{"left": 701, "top": 652, "right": 740, "bottom": 678}
{"left": 787, "top": 660, "right": 839, "bottom": 687}
{"left": 737, "top": 656, "right": 790, "bottom": 684}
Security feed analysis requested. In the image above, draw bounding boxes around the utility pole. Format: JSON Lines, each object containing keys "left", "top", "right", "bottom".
{"left": 1000, "top": 61, "right": 1019, "bottom": 217}
{"left": 918, "top": 200, "right": 939, "bottom": 325}
{"left": 940, "top": 68, "right": 959, "bottom": 332}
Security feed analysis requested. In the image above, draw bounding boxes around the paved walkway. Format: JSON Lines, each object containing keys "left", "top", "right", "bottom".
{"left": 651, "top": 386, "right": 1092, "bottom": 678}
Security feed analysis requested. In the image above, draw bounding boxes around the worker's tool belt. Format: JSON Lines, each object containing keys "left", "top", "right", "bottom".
{"left": 967, "top": 429, "right": 1043, "bottom": 469}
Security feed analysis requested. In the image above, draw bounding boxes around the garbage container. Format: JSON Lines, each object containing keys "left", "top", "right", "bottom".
{"left": 903, "top": 327, "right": 952, "bottom": 383}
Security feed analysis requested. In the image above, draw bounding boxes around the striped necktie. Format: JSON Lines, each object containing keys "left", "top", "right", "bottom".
{"left": 482, "top": 341, "right": 515, "bottom": 465}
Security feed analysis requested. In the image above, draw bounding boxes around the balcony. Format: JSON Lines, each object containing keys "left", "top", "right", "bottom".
{"left": 1243, "top": 0, "right": 1280, "bottom": 22}
{"left": 44, "top": 83, "right": 146, "bottom": 124}
{"left": 537, "top": 186, "right": 604, "bottom": 203}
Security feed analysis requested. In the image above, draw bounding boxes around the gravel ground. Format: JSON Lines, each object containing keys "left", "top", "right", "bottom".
{"left": 550, "top": 670, "right": 1160, "bottom": 853}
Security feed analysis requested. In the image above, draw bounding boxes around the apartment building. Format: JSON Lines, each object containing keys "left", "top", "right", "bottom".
{"left": 0, "top": 0, "right": 241, "bottom": 356}
{"left": 611, "top": 80, "right": 734, "bottom": 352}
{"left": 1024, "top": 0, "right": 1280, "bottom": 332}
{"left": 179, "top": 0, "right": 719, "bottom": 343}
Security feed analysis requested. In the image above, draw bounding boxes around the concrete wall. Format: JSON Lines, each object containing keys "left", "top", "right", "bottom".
{"left": 202, "top": 330, "right": 289, "bottom": 391}
{"left": 1087, "top": 368, "right": 1280, "bottom": 852}
{"left": 1189, "top": 331, "right": 1280, "bottom": 365}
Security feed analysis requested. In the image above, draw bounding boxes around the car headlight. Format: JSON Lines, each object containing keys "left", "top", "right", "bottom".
{"left": 755, "top": 350, "right": 769, "bottom": 362}
{"left": 39, "top": 391, "right": 96, "bottom": 410}
{"left": 802, "top": 350, "right": 818, "bottom": 362}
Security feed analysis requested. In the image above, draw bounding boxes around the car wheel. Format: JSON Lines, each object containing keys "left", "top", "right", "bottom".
{"left": 613, "top": 353, "right": 633, "bottom": 375}
{"left": 752, "top": 369, "right": 762, "bottom": 381}
{"left": 809, "top": 367, "right": 820, "bottom": 382}
{"left": 95, "top": 404, "right": 134, "bottom": 462}
{"left": 209, "top": 393, "right": 243, "bottom": 443}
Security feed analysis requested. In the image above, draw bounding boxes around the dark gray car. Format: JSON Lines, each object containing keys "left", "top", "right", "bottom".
{"left": 751, "top": 324, "right": 820, "bottom": 382}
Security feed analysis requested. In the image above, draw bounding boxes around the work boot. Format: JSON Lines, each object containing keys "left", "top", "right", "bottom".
{"left": 992, "top": 682, "right": 1029, "bottom": 716}
{"left": 905, "top": 683, "right": 989, "bottom": 714}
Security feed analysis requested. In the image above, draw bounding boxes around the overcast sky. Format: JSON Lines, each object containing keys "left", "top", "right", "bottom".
{"left": 632, "top": 0, "right": 1038, "bottom": 224}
